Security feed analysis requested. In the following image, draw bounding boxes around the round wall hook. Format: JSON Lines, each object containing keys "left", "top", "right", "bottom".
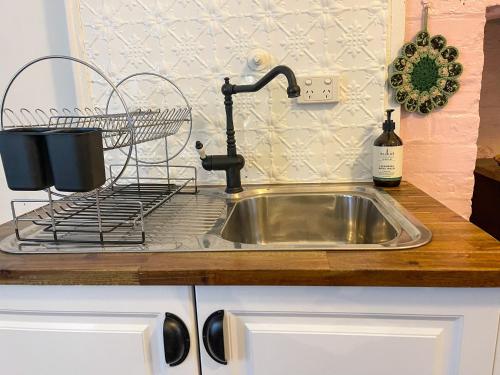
{"left": 247, "top": 49, "right": 272, "bottom": 72}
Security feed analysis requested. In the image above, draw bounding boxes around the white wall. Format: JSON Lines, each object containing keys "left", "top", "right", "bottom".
{"left": 78, "top": 0, "right": 393, "bottom": 185}
{"left": 0, "top": 1, "right": 75, "bottom": 223}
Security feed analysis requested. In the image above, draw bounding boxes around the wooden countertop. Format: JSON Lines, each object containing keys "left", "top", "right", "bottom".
{"left": 0, "top": 182, "right": 498, "bottom": 287}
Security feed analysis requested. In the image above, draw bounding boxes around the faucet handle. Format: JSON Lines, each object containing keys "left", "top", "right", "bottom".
{"left": 195, "top": 141, "right": 207, "bottom": 160}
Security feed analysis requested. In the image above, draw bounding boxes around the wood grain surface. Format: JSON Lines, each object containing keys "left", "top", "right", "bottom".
{"left": 0, "top": 182, "right": 498, "bottom": 287}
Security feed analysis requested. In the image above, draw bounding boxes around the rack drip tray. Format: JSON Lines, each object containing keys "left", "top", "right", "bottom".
{"left": 1, "top": 187, "right": 224, "bottom": 253}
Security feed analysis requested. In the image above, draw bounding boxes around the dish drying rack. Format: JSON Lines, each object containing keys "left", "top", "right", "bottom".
{"left": 1, "top": 55, "right": 197, "bottom": 245}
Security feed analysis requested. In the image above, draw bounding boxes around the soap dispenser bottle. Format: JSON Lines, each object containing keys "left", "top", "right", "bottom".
{"left": 372, "top": 109, "right": 403, "bottom": 187}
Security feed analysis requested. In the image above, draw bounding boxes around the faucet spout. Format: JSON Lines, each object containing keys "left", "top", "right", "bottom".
{"left": 197, "top": 66, "right": 300, "bottom": 194}
{"left": 222, "top": 65, "right": 301, "bottom": 98}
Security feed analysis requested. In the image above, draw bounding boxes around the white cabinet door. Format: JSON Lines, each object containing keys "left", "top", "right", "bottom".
{"left": 494, "top": 314, "right": 500, "bottom": 375}
{"left": 196, "top": 286, "right": 500, "bottom": 375}
{"left": 0, "top": 285, "right": 199, "bottom": 375}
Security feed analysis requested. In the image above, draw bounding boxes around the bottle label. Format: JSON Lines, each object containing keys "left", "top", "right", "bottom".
{"left": 372, "top": 146, "right": 403, "bottom": 180}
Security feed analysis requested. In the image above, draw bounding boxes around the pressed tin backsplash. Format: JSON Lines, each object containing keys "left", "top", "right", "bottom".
{"left": 78, "top": 0, "right": 389, "bottom": 184}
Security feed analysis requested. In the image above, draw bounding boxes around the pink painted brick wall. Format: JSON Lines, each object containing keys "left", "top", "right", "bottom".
{"left": 401, "top": 0, "right": 498, "bottom": 218}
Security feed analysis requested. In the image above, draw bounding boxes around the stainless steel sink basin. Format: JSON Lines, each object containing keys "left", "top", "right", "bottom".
{"left": 0, "top": 184, "right": 431, "bottom": 253}
{"left": 221, "top": 194, "right": 398, "bottom": 245}
{"left": 217, "top": 185, "right": 432, "bottom": 250}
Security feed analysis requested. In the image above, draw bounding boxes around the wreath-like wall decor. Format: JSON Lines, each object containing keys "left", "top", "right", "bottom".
{"left": 389, "top": 5, "right": 463, "bottom": 114}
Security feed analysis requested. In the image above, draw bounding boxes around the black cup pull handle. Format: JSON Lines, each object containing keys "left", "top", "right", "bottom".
{"left": 202, "top": 310, "right": 227, "bottom": 365}
{"left": 163, "top": 313, "right": 190, "bottom": 367}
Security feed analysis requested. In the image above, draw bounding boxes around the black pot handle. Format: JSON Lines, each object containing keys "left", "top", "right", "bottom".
{"left": 202, "top": 310, "right": 227, "bottom": 365}
{"left": 163, "top": 313, "right": 190, "bottom": 367}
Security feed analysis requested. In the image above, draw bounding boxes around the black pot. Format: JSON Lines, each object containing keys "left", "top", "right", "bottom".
{"left": 0, "top": 128, "right": 54, "bottom": 191}
{"left": 45, "top": 128, "right": 105, "bottom": 192}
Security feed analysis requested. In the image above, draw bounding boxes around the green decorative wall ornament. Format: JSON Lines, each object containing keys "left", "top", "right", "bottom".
{"left": 389, "top": 5, "right": 463, "bottom": 114}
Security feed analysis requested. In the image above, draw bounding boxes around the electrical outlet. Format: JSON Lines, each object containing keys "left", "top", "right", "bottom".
{"left": 297, "top": 75, "right": 340, "bottom": 104}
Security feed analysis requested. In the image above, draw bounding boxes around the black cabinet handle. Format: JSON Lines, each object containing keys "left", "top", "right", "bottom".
{"left": 202, "top": 310, "right": 227, "bottom": 365}
{"left": 163, "top": 313, "right": 190, "bottom": 367}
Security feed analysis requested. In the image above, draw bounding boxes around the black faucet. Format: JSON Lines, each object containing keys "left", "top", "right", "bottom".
{"left": 196, "top": 65, "right": 300, "bottom": 194}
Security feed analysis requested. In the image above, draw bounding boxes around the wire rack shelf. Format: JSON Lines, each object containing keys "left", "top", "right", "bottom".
{"left": 2, "top": 106, "right": 192, "bottom": 150}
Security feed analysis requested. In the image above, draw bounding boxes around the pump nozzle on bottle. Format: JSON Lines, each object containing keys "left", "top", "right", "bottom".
{"left": 386, "top": 109, "right": 394, "bottom": 121}
{"left": 383, "top": 109, "right": 396, "bottom": 131}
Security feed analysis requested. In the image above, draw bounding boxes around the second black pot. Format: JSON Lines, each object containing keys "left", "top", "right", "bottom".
{"left": 45, "top": 128, "right": 105, "bottom": 192}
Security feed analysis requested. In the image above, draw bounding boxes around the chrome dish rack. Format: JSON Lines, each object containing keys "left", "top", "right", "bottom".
{"left": 1, "top": 55, "right": 197, "bottom": 245}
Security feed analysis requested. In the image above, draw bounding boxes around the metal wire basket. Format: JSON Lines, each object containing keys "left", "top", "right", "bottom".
{"left": 2, "top": 106, "right": 191, "bottom": 150}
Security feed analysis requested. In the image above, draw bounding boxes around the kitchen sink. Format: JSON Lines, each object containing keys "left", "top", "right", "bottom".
{"left": 0, "top": 184, "right": 431, "bottom": 253}
{"left": 217, "top": 184, "right": 431, "bottom": 250}
{"left": 221, "top": 194, "right": 398, "bottom": 245}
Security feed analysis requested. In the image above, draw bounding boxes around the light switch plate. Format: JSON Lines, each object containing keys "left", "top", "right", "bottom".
{"left": 297, "top": 75, "right": 340, "bottom": 104}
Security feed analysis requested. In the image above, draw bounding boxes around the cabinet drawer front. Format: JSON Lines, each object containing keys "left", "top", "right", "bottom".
{"left": 226, "top": 312, "right": 461, "bottom": 375}
{"left": 196, "top": 286, "right": 500, "bottom": 375}
{"left": 0, "top": 285, "right": 198, "bottom": 375}
{"left": 0, "top": 312, "right": 156, "bottom": 375}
